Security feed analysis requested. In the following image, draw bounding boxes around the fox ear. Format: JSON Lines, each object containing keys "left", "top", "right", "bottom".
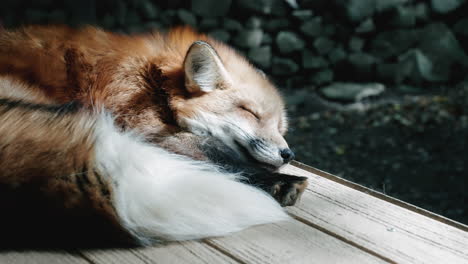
{"left": 184, "top": 41, "right": 231, "bottom": 93}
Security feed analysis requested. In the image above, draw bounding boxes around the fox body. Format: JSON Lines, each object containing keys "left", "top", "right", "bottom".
{"left": 0, "top": 26, "right": 306, "bottom": 245}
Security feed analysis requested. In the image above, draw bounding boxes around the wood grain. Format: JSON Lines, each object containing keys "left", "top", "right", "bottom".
{"left": 0, "top": 250, "right": 89, "bottom": 264}
{"left": 206, "top": 219, "right": 387, "bottom": 264}
{"left": 282, "top": 164, "right": 468, "bottom": 264}
{"left": 81, "top": 241, "right": 238, "bottom": 264}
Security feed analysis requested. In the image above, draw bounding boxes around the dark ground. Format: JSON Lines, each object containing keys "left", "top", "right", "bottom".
{"left": 286, "top": 84, "right": 468, "bottom": 224}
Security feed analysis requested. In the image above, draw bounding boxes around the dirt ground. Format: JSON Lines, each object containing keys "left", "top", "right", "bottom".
{"left": 285, "top": 84, "right": 468, "bottom": 224}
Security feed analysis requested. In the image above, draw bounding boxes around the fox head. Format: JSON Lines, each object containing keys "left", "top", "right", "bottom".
{"left": 172, "top": 41, "right": 294, "bottom": 169}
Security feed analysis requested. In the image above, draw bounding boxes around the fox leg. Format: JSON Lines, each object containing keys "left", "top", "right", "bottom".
{"left": 0, "top": 97, "right": 287, "bottom": 245}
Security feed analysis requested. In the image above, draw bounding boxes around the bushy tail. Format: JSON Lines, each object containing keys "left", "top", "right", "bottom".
{"left": 94, "top": 115, "right": 288, "bottom": 243}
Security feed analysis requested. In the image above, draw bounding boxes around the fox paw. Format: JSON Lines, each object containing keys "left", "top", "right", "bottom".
{"left": 271, "top": 176, "right": 308, "bottom": 207}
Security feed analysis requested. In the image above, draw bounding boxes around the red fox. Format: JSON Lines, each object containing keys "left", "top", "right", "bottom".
{"left": 0, "top": 25, "right": 307, "bottom": 245}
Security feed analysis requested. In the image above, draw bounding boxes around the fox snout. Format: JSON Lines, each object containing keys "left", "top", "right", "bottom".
{"left": 280, "top": 148, "right": 295, "bottom": 163}
{"left": 247, "top": 138, "right": 295, "bottom": 168}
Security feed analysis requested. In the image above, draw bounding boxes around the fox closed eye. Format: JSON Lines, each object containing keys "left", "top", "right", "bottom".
{"left": 239, "top": 105, "right": 260, "bottom": 121}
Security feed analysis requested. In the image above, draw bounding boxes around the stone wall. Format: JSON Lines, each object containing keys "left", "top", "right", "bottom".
{"left": 1, "top": 0, "right": 468, "bottom": 101}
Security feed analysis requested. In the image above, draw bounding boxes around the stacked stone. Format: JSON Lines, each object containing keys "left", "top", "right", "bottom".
{"left": 2, "top": 0, "right": 468, "bottom": 102}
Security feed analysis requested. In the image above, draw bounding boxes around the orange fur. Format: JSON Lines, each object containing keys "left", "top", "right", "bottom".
{"left": 0, "top": 25, "right": 286, "bottom": 138}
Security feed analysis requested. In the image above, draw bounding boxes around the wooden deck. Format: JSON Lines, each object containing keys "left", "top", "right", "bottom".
{"left": 1, "top": 162, "right": 467, "bottom": 264}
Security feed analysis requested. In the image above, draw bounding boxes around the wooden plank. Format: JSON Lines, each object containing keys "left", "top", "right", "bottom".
{"left": 0, "top": 250, "right": 88, "bottom": 264}
{"left": 136, "top": 241, "right": 238, "bottom": 264}
{"left": 206, "top": 219, "right": 387, "bottom": 264}
{"left": 80, "top": 248, "right": 145, "bottom": 264}
{"left": 292, "top": 162, "right": 468, "bottom": 231}
{"left": 81, "top": 241, "right": 238, "bottom": 264}
{"left": 283, "top": 164, "right": 468, "bottom": 264}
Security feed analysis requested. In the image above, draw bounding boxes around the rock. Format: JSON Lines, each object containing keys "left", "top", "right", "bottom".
{"left": 272, "top": 58, "right": 299, "bottom": 75}
{"left": 138, "top": 0, "right": 160, "bottom": 20}
{"left": 335, "top": 0, "right": 376, "bottom": 22}
{"left": 235, "top": 29, "right": 263, "bottom": 48}
{"left": 177, "top": 9, "right": 197, "bottom": 27}
{"left": 237, "top": 0, "right": 288, "bottom": 16}
{"left": 348, "top": 53, "right": 377, "bottom": 76}
{"left": 265, "top": 18, "right": 291, "bottom": 31}
{"left": 246, "top": 17, "right": 262, "bottom": 29}
{"left": 313, "top": 37, "right": 335, "bottom": 55}
{"left": 262, "top": 33, "right": 273, "bottom": 44}
{"left": 302, "top": 49, "right": 329, "bottom": 69}
{"left": 292, "top": 10, "right": 314, "bottom": 20}
{"left": 397, "top": 49, "right": 446, "bottom": 83}
{"left": 284, "top": 89, "right": 311, "bottom": 106}
{"left": 431, "top": 0, "right": 465, "bottom": 14}
{"left": 199, "top": 18, "right": 218, "bottom": 30}
{"left": 191, "top": 0, "right": 232, "bottom": 16}
{"left": 248, "top": 46, "right": 272, "bottom": 68}
{"left": 310, "top": 69, "right": 334, "bottom": 85}
{"left": 284, "top": 0, "right": 299, "bottom": 8}
{"left": 388, "top": 5, "right": 416, "bottom": 27}
{"left": 356, "top": 18, "right": 375, "bottom": 33}
{"left": 300, "top": 17, "right": 322, "bottom": 37}
{"left": 418, "top": 23, "right": 468, "bottom": 80}
{"left": 223, "top": 18, "right": 243, "bottom": 32}
{"left": 276, "top": 31, "right": 305, "bottom": 53}
{"left": 371, "top": 29, "right": 420, "bottom": 59}
{"left": 264, "top": 0, "right": 289, "bottom": 16}
{"left": 414, "top": 2, "right": 430, "bottom": 22}
{"left": 454, "top": 18, "right": 468, "bottom": 36}
{"left": 349, "top": 37, "right": 364, "bottom": 52}
{"left": 320, "top": 83, "right": 385, "bottom": 102}
{"left": 375, "top": 0, "right": 408, "bottom": 12}
{"left": 209, "top": 30, "right": 230, "bottom": 42}
{"left": 328, "top": 46, "right": 347, "bottom": 64}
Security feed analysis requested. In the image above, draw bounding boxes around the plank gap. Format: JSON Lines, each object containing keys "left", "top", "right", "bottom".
{"left": 203, "top": 240, "right": 246, "bottom": 264}
{"left": 289, "top": 214, "right": 395, "bottom": 264}
{"left": 129, "top": 248, "right": 155, "bottom": 264}
{"left": 74, "top": 250, "right": 98, "bottom": 264}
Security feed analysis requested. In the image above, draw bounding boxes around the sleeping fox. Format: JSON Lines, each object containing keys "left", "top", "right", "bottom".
{"left": 0, "top": 25, "right": 308, "bottom": 246}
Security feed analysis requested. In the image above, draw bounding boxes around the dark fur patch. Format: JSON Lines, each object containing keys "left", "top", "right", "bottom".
{"left": 64, "top": 47, "right": 95, "bottom": 95}
{"left": 0, "top": 98, "right": 82, "bottom": 114}
{"left": 192, "top": 59, "right": 202, "bottom": 74}
{"left": 143, "top": 63, "right": 177, "bottom": 125}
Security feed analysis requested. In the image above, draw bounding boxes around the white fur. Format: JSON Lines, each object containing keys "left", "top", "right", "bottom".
{"left": 93, "top": 114, "right": 288, "bottom": 243}
{"left": 181, "top": 111, "right": 285, "bottom": 168}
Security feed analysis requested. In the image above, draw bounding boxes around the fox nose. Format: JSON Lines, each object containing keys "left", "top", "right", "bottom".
{"left": 280, "top": 148, "right": 295, "bottom": 163}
